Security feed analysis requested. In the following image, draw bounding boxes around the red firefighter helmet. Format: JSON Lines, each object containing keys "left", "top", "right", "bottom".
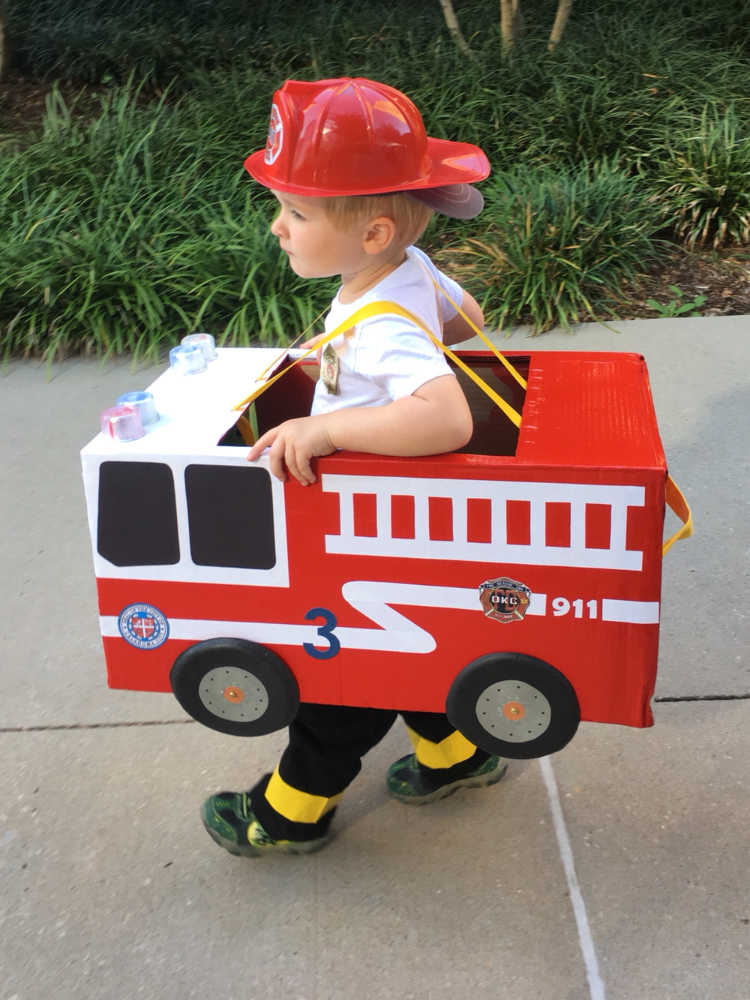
{"left": 244, "top": 77, "right": 490, "bottom": 199}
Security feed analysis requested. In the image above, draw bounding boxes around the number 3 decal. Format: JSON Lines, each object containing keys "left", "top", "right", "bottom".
{"left": 303, "top": 607, "right": 340, "bottom": 660}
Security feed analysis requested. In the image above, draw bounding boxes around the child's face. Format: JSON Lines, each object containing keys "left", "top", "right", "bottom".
{"left": 270, "top": 192, "right": 378, "bottom": 279}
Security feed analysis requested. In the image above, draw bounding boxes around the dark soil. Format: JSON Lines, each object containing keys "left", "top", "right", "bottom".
{"left": 0, "top": 74, "right": 103, "bottom": 134}
{"left": 596, "top": 246, "right": 750, "bottom": 324}
{"left": 0, "top": 72, "right": 160, "bottom": 138}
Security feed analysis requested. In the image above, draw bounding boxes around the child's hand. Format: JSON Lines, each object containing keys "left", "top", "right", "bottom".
{"left": 300, "top": 332, "right": 328, "bottom": 364}
{"left": 247, "top": 416, "right": 335, "bottom": 485}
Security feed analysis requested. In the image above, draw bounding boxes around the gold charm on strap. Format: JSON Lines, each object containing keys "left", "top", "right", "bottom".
{"left": 321, "top": 343, "right": 340, "bottom": 395}
{"left": 428, "top": 277, "right": 527, "bottom": 390}
{"left": 232, "top": 299, "right": 522, "bottom": 429}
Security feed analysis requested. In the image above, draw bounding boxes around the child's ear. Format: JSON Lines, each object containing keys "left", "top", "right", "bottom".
{"left": 363, "top": 216, "right": 397, "bottom": 255}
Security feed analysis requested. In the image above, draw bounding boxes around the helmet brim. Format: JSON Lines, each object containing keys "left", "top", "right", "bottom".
{"left": 403, "top": 183, "right": 484, "bottom": 220}
{"left": 244, "top": 137, "right": 490, "bottom": 198}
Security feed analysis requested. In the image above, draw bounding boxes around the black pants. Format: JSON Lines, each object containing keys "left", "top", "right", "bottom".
{"left": 250, "top": 704, "right": 490, "bottom": 842}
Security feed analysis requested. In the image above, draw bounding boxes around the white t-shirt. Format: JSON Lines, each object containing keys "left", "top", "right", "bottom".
{"left": 310, "top": 246, "right": 463, "bottom": 416}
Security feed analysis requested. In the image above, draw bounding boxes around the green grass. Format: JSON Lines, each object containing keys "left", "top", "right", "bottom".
{"left": 2, "top": 0, "right": 750, "bottom": 356}
{"left": 0, "top": 77, "right": 336, "bottom": 360}
{"left": 7, "top": 0, "right": 750, "bottom": 171}
{"left": 652, "top": 105, "right": 750, "bottom": 247}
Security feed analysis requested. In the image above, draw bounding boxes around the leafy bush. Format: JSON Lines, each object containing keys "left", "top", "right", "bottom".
{"left": 653, "top": 105, "right": 750, "bottom": 247}
{"left": 438, "top": 162, "right": 662, "bottom": 333}
{"left": 2, "top": 0, "right": 750, "bottom": 355}
{"left": 0, "top": 78, "right": 335, "bottom": 359}
{"left": 7, "top": 0, "right": 750, "bottom": 171}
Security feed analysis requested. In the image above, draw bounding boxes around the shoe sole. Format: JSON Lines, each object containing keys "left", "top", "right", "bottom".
{"left": 202, "top": 816, "right": 332, "bottom": 857}
{"left": 389, "top": 762, "right": 508, "bottom": 805}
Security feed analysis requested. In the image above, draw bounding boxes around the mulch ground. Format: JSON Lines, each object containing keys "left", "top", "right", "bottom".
{"left": 0, "top": 73, "right": 161, "bottom": 137}
{"left": 604, "top": 245, "right": 750, "bottom": 322}
{"left": 2, "top": 72, "right": 749, "bottom": 327}
{"left": 0, "top": 74, "right": 104, "bottom": 134}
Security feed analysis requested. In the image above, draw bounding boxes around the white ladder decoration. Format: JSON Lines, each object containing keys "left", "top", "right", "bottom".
{"left": 322, "top": 474, "right": 645, "bottom": 571}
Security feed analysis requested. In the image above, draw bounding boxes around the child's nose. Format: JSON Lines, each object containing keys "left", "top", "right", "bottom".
{"left": 270, "top": 213, "right": 285, "bottom": 238}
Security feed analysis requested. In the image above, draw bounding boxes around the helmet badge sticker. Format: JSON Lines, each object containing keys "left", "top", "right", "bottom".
{"left": 118, "top": 603, "right": 169, "bottom": 649}
{"left": 479, "top": 578, "right": 532, "bottom": 623}
{"left": 264, "top": 104, "right": 283, "bottom": 165}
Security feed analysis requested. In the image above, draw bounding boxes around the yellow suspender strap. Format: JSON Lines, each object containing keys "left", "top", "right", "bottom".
{"left": 232, "top": 299, "right": 523, "bottom": 427}
{"left": 429, "top": 272, "right": 695, "bottom": 554}
{"left": 428, "top": 278, "right": 527, "bottom": 391}
{"left": 379, "top": 300, "right": 523, "bottom": 428}
{"left": 232, "top": 301, "right": 397, "bottom": 411}
{"left": 662, "top": 474, "right": 694, "bottom": 556}
{"left": 231, "top": 293, "right": 694, "bottom": 553}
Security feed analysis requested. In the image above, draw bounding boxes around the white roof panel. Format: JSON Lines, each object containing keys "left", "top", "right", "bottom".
{"left": 80, "top": 347, "right": 285, "bottom": 458}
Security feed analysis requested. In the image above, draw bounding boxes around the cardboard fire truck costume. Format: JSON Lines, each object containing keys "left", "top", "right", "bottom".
{"left": 82, "top": 76, "right": 692, "bottom": 760}
{"left": 81, "top": 339, "right": 692, "bottom": 760}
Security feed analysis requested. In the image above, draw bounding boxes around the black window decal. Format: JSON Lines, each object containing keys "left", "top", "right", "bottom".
{"left": 185, "top": 465, "right": 276, "bottom": 570}
{"left": 97, "top": 462, "right": 180, "bottom": 567}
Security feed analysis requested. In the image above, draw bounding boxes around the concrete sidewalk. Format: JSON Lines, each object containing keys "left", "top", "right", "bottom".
{"left": 1, "top": 314, "right": 748, "bottom": 999}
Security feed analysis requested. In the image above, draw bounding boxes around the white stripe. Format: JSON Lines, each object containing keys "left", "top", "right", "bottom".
{"left": 540, "top": 757, "right": 606, "bottom": 1000}
{"left": 340, "top": 580, "right": 546, "bottom": 616}
{"left": 601, "top": 599, "right": 659, "bottom": 624}
{"left": 100, "top": 585, "right": 549, "bottom": 656}
{"left": 101, "top": 612, "right": 434, "bottom": 654}
{"left": 101, "top": 615, "right": 315, "bottom": 645}
{"left": 101, "top": 589, "right": 655, "bottom": 656}
{"left": 527, "top": 593, "right": 547, "bottom": 616}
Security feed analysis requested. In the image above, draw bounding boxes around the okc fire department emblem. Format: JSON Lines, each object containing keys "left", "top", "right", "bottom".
{"left": 118, "top": 603, "right": 169, "bottom": 650}
{"left": 265, "top": 104, "right": 283, "bottom": 164}
{"left": 479, "top": 578, "right": 532, "bottom": 623}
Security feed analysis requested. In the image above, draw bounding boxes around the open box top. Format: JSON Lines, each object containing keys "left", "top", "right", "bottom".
{"left": 80, "top": 344, "right": 692, "bottom": 740}
{"left": 510, "top": 350, "right": 665, "bottom": 470}
{"left": 81, "top": 347, "right": 667, "bottom": 474}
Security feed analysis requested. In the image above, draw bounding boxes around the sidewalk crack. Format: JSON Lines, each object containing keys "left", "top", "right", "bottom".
{"left": 654, "top": 693, "right": 750, "bottom": 703}
{"left": 0, "top": 719, "right": 197, "bottom": 733}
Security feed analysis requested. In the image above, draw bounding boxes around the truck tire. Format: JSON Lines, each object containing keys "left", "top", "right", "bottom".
{"left": 170, "top": 638, "right": 299, "bottom": 737}
{"left": 446, "top": 652, "right": 579, "bottom": 759}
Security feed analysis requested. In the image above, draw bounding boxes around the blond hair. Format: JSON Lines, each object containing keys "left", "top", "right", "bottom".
{"left": 320, "top": 192, "right": 433, "bottom": 248}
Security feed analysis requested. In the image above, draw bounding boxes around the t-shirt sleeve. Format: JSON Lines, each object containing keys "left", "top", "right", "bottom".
{"left": 352, "top": 315, "right": 454, "bottom": 401}
{"left": 408, "top": 245, "right": 463, "bottom": 322}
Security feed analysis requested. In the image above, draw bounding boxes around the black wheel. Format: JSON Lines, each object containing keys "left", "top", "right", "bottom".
{"left": 170, "top": 638, "right": 299, "bottom": 737}
{"left": 446, "top": 652, "right": 580, "bottom": 759}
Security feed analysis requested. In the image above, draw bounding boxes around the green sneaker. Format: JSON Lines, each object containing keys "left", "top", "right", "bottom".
{"left": 201, "top": 791, "right": 332, "bottom": 857}
{"left": 386, "top": 753, "right": 508, "bottom": 805}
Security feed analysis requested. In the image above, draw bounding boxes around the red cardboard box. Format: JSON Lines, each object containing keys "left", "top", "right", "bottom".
{"left": 81, "top": 347, "right": 683, "bottom": 758}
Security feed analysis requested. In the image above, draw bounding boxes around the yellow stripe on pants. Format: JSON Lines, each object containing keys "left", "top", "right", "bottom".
{"left": 406, "top": 727, "right": 477, "bottom": 770}
{"left": 265, "top": 768, "right": 343, "bottom": 825}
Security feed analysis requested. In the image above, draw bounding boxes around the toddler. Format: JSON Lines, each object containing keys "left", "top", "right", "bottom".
{"left": 202, "top": 77, "right": 508, "bottom": 857}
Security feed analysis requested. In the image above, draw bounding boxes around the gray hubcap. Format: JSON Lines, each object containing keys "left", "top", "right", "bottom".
{"left": 475, "top": 679, "right": 551, "bottom": 742}
{"left": 198, "top": 666, "right": 268, "bottom": 722}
